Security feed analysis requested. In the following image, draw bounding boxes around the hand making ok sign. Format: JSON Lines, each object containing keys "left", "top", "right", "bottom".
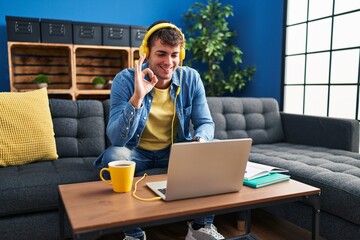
{"left": 130, "top": 54, "right": 158, "bottom": 108}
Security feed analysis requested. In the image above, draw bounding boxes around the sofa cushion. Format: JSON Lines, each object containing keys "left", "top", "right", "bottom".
{"left": 250, "top": 143, "right": 360, "bottom": 225}
{"left": 103, "top": 99, "right": 112, "bottom": 148}
{"left": 207, "top": 97, "right": 284, "bottom": 144}
{"left": 0, "top": 88, "right": 58, "bottom": 167}
{"left": 50, "top": 99, "right": 106, "bottom": 158}
{"left": 0, "top": 157, "right": 99, "bottom": 217}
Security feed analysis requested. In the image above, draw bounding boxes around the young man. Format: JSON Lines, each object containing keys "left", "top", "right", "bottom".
{"left": 94, "top": 20, "right": 224, "bottom": 240}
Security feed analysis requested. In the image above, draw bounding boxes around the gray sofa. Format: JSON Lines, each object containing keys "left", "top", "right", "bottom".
{"left": 0, "top": 97, "right": 359, "bottom": 240}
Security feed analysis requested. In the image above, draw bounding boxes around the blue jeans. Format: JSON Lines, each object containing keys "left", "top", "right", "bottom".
{"left": 95, "top": 146, "right": 170, "bottom": 175}
{"left": 95, "top": 146, "right": 215, "bottom": 238}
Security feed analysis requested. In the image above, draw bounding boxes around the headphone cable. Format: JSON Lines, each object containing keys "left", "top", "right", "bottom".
{"left": 133, "top": 61, "right": 183, "bottom": 201}
{"left": 171, "top": 61, "right": 183, "bottom": 145}
{"left": 132, "top": 173, "right": 162, "bottom": 201}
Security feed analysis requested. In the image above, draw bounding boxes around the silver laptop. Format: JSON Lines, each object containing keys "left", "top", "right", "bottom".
{"left": 146, "top": 138, "right": 252, "bottom": 201}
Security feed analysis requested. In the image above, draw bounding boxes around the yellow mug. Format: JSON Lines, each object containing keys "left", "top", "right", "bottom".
{"left": 99, "top": 160, "right": 136, "bottom": 193}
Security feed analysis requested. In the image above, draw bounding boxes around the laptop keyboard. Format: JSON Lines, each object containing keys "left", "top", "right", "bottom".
{"left": 158, "top": 188, "right": 167, "bottom": 194}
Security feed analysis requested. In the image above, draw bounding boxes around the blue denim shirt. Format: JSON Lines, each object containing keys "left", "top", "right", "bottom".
{"left": 106, "top": 62, "right": 214, "bottom": 149}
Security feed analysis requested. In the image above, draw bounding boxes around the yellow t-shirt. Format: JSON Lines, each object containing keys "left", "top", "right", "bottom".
{"left": 138, "top": 87, "right": 178, "bottom": 150}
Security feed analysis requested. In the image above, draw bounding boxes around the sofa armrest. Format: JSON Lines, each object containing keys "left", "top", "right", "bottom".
{"left": 280, "top": 112, "right": 359, "bottom": 152}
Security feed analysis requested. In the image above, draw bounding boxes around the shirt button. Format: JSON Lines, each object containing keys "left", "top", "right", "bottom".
{"left": 131, "top": 111, "right": 134, "bottom": 115}
{"left": 149, "top": 100, "right": 151, "bottom": 103}
{"left": 137, "top": 134, "right": 140, "bottom": 137}
{"left": 143, "top": 117, "right": 146, "bottom": 120}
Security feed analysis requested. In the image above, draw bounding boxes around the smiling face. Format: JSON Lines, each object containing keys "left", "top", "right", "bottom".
{"left": 147, "top": 38, "right": 181, "bottom": 89}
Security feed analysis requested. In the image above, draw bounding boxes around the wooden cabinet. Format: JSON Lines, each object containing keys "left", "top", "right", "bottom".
{"left": 7, "top": 41, "right": 139, "bottom": 100}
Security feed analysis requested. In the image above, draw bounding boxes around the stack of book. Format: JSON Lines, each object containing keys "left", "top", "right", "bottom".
{"left": 243, "top": 162, "right": 290, "bottom": 188}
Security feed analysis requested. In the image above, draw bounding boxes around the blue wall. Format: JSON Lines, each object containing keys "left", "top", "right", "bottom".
{"left": 229, "top": 0, "right": 284, "bottom": 102}
{"left": 0, "top": 0, "right": 284, "bottom": 103}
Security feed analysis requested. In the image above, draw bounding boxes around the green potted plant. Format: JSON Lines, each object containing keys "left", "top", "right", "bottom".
{"left": 33, "top": 74, "right": 51, "bottom": 88}
{"left": 183, "top": 0, "right": 256, "bottom": 96}
{"left": 92, "top": 76, "right": 106, "bottom": 89}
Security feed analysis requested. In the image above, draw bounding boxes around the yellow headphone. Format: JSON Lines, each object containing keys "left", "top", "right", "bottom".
{"left": 139, "top": 22, "right": 186, "bottom": 61}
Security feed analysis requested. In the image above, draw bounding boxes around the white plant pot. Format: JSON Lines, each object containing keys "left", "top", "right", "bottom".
{"left": 94, "top": 84, "right": 104, "bottom": 89}
{"left": 37, "top": 83, "right": 48, "bottom": 89}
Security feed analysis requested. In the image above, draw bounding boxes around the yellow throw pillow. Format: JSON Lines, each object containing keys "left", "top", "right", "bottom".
{"left": 0, "top": 88, "right": 58, "bottom": 167}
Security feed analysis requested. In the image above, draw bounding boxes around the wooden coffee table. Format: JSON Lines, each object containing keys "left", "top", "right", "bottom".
{"left": 58, "top": 174, "right": 320, "bottom": 240}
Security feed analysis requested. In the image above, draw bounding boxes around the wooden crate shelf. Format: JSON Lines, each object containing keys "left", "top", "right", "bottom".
{"left": 131, "top": 48, "right": 140, "bottom": 68}
{"left": 48, "top": 93, "right": 74, "bottom": 100}
{"left": 74, "top": 45, "right": 130, "bottom": 90}
{"left": 8, "top": 42, "right": 72, "bottom": 91}
{"left": 7, "top": 41, "right": 139, "bottom": 100}
{"left": 76, "top": 93, "right": 111, "bottom": 101}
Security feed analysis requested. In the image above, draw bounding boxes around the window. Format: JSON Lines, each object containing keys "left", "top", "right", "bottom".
{"left": 283, "top": 0, "right": 360, "bottom": 119}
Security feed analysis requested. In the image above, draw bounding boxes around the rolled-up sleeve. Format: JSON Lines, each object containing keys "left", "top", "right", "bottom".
{"left": 106, "top": 71, "right": 143, "bottom": 147}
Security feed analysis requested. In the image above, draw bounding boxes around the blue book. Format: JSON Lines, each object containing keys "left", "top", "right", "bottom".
{"left": 243, "top": 173, "right": 290, "bottom": 188}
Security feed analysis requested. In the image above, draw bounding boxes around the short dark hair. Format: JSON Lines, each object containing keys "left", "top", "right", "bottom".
{"left": 147, "top": 20, "right": 185, "bottom": 51}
